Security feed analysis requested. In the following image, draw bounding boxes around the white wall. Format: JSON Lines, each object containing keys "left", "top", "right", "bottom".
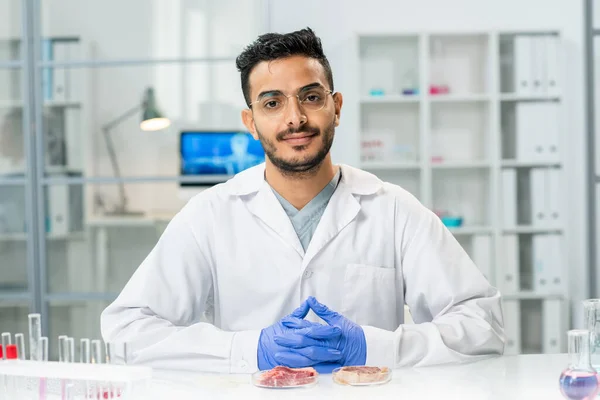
{"left": 267, "top": 0, "right": 589, "bottom": 328}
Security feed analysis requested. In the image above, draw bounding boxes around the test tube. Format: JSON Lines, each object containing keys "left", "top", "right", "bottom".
{"left": 1, "top": 333, "right": 11, "bottom": 359}
{"left": 91, "top": 340, "right": 102, "bottom": 364}
{"left": 105, "top": 342, "right": 129, "bottom": 365}
{"left": 14, "top": 333, "right": 25, "bottom": 360}
{"left": 39, "top": 337, "right": 48, "bottom": 362}
{"left": 91, "top": 340, "right": 103, "bottom": 400}
{"left": 66, "top": 337, "right": 75, "bottom": 363}
{"left": 28, "top": 313, "right": 41, "bottom": 361}
{"left": 65, "top": 383, "right": 75, "bottom": 400}
{"left": 105, "top": 342, "right": 112, "bottom": 364}
{"left": 58, "top": 335, "right": 67, "bottom": 362}
{"left": 39, "top": 337, "right": 48, "bottom": 400}
{"left": 80, "top": 339, "right": 90, "bottom": 363}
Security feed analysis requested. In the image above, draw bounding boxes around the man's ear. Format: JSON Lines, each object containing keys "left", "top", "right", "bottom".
{"left": 242, "top": 109, "right": 258, "bottom": 139}
{"left": 333, "top": 92, "right": 343, "bottom": 127}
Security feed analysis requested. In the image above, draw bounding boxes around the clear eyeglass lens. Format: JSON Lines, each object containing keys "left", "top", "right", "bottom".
{"left": 259, "top": 88, "right": 328, "bottom": 116}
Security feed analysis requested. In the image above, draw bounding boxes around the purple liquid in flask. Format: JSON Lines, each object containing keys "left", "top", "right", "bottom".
{"left": 559, "top": 329, "right": 600, "bottom": 400}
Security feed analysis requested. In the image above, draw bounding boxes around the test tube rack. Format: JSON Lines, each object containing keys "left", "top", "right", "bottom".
{"left": 0, "top": 360, "right": 152, "bottom": 399}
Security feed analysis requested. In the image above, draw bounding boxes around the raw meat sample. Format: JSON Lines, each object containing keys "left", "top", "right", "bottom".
{"left": 255, "top": 366, "right": 318, "bottom": 387}
{"left": 332, "top": 366, "right": 391, "bottom": 385}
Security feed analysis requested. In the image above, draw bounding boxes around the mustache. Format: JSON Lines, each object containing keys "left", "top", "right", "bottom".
{"left": 276, "top": 126, "right": 320, "bottom": 141}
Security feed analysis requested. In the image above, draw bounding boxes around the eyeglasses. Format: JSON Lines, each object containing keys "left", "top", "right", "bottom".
{"left": 250, "top": 86, "right": 334, "bottom": 117}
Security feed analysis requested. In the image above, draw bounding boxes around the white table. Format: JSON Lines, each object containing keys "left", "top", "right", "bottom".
{"left": 146, "top": 354, "right": 570, "bottom": 399}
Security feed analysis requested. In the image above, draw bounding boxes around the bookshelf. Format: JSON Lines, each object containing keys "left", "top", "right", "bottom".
{"left": 357, "top": 30, "right": 568, "bottom": 356}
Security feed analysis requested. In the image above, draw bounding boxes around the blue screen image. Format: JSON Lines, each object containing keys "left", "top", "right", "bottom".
{"left": 180, "top": 131, "right": 265, "bottom": 176}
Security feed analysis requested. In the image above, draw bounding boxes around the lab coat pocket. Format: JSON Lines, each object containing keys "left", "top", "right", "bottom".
{"left": 341, "top": 264, "right": 397, "bottom": 330}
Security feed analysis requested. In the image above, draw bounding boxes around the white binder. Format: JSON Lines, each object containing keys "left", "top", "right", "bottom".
{"left": 546, "top": 169, "right": 562, "bottom": 223}
{"left": 64, "top": 108, "right": 82, "bottom": 171}
{"left": 52, "top": 41, "right": 69, "bottom": 102}
{"left": 531, "top": 103, "right": 547, "bottom": 160}
{"left": 547, "top": 234, "right": 564, "bottom": 293}
{"left": 502, "top": 299, "right": 522, "bottom": 355}
{"left": 530, "top": 36, "right": 545, "bottom": 95}
{"left": 532, "top": 234, "right": 554, "bottom": 293}
{"left": 47, "top": 185, "right": 69, "bottom": 235}
{"left": 542, "top": 299, "right": 563, "bottom": 353}
{"left": 498, "top": 235, "right": 520, "bottom": 293}
{"left": 544, "top": 36, "right": 560, "bottom": 96}
{"left": 544, "top": 102, "right": 561, "bottom": 161}
{"left": 471, "top": 235, "right": 492, "bottom": 281}
{"left": 514, "top": 36, "right": 532, "bottom": 95}
{"left": 516, "top": 103, "right": 534, "bottom": 160}
{"left": 501, "top": 169, "right": 517, "bottom": 227}
{"left": 530, "top": 168, "right": 547, "bottom": 225}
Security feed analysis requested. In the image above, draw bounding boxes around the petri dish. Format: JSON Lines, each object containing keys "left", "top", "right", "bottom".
{"left": 251, "top": 366, "right": 319, "bottom": 389}
{"left": 332, "top": 366, "right": 392, "bottom": 386}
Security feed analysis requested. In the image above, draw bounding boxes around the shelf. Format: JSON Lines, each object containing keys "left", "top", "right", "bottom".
{"left": 361, "top": 161, "right": 420, "bottom": 170}
{"left": 86, "top": 213, "right": 175, "bottom": 227}
{"left": 429, "top": 93, "right": 490, "bottom": 102}
{"left": 502, "top": 292, "right": 565, "bottom": 300}
{"left": 431, "top": 160, "right": 491, "bottom": 169}
{"left": 0, "top": 100, "right": 82, "bottom": 109}
{"left": 446, "top": 225, "right": 492, "bottom": 235}
{"left": 499, "top": 93, "right": 561, "bottom": 102}
{"left": 503, "top": 226, "right": 563, "bottom": 234}
{"left": 360, "top": 95, "right": 420, "bottom": 104}
{"left": 501, "top": 160, "right": 562, "bottom": 168}
{"left": 0, "top": 291, "right": 30, "bottom": 305}
{"left": 0, "top": 232, "right": 85, "bottom": 241}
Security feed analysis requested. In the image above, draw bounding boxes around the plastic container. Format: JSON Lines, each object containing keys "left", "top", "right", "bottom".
{"left": 332, "top": 366, "right": 392, "bottom": 386}
{"left": 441, "top": 215, "right": 463, "bottom": 228}
{"left": 0, "top": 359, "right": 152, "bottom": 399}
{"left": 251, "top": 366, "right": 319, "bottom": 389}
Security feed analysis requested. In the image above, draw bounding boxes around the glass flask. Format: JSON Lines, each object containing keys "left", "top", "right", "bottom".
{"left": 559, "top": 329, "right": 600, "bottom": 400}
{"left": 584, "top": 299, "right": 600, "bottom": 371}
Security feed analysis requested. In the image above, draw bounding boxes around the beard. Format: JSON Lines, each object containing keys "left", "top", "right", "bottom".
{"left": 255, "top": 118, "right": 335, "bottom": 178}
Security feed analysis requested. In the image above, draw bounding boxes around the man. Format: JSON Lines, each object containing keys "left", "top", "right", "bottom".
{"left": 101, "top": 27, "right": 504, "bottom": 373}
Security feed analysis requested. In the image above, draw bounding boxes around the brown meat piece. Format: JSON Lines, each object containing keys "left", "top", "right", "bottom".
{"left": 333, "top": 366, "right": 390, "bottom": 385}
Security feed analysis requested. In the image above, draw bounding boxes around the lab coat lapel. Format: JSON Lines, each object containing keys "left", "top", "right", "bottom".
{"left": 245, "top": 183, "right": 305, "bottom": 258}
{"left": 301, "top": 182, "right": 360, "bottom": 268}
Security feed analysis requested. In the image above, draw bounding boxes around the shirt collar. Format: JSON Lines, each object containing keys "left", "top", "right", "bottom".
{"left": 226, "top": 163, "right": 383, "bottom": 196}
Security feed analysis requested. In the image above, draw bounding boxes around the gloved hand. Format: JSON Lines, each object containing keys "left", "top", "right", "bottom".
{"left": 280, "top": 296, "right": 367, "bottom": 367}
{"left": 258, "top": 299, "right": 344, "bottom": 371}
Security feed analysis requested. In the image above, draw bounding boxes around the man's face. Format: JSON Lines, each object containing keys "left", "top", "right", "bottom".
{"left": 242, "top": 55, "right": 343, "bottom": 174}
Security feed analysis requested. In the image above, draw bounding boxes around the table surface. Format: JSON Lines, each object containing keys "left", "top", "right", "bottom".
{"left": 147, "top": 354, "right": 571, "bottom": 399}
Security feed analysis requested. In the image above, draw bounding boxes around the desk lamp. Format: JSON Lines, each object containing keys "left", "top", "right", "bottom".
{"left": 100, "top": 87, "right": 170, "bottom": 215}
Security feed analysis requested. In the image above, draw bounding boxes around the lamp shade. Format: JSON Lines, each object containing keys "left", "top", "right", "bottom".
{"left": 140, "top": 87, "right": 171, "bottom": 131}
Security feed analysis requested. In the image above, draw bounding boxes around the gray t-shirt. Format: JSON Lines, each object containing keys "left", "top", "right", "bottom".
{"left": 271, "top": 169, "right": 342, "bottom": 251}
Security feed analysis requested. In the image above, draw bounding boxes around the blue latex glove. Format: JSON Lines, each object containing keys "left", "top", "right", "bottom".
{"left": 258, "top": 300, "right": 343, "bottom": 371}
{"left": 280, "top": 296, "right": 367, "bottom": 367}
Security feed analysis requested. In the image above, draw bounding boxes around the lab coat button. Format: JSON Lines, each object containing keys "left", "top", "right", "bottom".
{"left": 239, "top": 360, "right": 248, "bottom": 369}
{"left": 303, "top": 270, "right": 313, "bottom": 279}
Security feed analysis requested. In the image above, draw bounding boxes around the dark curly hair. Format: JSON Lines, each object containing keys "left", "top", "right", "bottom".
{"left": 235, "top": 27, "right": 334, "bottom": 107}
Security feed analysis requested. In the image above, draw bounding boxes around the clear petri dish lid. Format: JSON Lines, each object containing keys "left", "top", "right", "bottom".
{"left": 332, "top": 366, "right": 392, "bottom": 386}
{"left": 251, "top": 366, "right": 319, "bottom": 389}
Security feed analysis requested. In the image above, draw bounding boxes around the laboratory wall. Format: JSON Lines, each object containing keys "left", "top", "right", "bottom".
{"left": 0, "top": 0, "right": 593, "bottom": 360}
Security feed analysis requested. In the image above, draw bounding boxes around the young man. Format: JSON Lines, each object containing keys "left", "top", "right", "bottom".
{"left": 101, "top": 27, "right": 504, "bottom": 373}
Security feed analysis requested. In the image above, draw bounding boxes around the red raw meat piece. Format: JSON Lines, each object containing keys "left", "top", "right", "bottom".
{"left": 256, "top": 366, "right": 317, "bottom": 387}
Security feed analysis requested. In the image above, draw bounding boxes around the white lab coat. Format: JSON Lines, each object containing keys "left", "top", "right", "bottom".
{"left": 101, "top": 163, "right": 504, "bottom": 373}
